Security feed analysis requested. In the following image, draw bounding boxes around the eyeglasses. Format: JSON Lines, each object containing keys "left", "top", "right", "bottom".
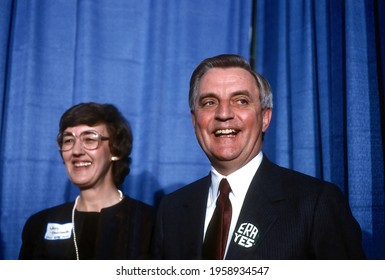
{"left": 57, "top": 130, "right": 109, "bottom": 152}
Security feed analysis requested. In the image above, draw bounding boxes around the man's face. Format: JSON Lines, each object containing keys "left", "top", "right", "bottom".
{"left": 191, "top": 67, "right": 272, "bottom": 175}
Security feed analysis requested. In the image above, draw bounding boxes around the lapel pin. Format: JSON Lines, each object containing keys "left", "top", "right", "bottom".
{"left": 233, "top": 222, "right": 259, "bottom": 248}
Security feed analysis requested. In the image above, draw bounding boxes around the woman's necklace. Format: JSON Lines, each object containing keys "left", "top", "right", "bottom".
{"left": 71, "top": 190, "right": 123, "bottom": 260}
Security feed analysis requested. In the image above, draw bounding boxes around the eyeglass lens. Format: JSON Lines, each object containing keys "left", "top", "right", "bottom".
{"left": 60, "top": 131, "right": 101, "bottom": 151}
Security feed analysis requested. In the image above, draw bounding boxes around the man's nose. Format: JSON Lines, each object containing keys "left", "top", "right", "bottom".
{"left": 215, "top": 101, "right": 234, "bottom": 120}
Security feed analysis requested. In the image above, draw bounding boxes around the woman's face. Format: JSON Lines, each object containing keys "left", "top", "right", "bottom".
{"left": 60, "top": 124, "right": 115, "bottom": 189}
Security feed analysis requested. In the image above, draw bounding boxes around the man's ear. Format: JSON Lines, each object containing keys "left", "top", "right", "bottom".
{"left": 262, "top": 108, "right": 272, "bottom": 133}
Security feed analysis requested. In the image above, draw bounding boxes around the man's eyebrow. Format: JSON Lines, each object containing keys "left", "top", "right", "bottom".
{"left": 199, "top": 90, "right": 251, "bottom": 99}
{"left": 198, "top": 92, "right": 218, "bottom": 100}
{"left": 230, "top": 90, "right": 252, "bottom": 97}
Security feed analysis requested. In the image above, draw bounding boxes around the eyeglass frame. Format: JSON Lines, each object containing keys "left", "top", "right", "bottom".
{"left": 57, "top": 130, "right": 110, "bottom": 152}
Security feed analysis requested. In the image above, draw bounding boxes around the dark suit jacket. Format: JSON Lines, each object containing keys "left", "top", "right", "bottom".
{"left": 152, "top": 156, "right": 365, "bottom": 259}
{"left": 19, "top": 196, "right": 154, "bottom": 260}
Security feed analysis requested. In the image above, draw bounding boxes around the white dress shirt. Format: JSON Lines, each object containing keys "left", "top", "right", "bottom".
{"left": 203, "top": 151, "right": 264, "bottom": 258}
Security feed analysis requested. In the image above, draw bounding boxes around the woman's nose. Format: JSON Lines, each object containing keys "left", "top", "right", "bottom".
{"left": 71, "top": 139, "right": 85, "bottom": 155}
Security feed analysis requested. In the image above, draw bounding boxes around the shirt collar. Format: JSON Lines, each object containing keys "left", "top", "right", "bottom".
{"left": 209, "top": 151, "right": 264, "bottom": 205}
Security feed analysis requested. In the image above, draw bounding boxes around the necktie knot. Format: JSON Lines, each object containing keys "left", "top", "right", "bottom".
{"left": 219, "top": 178, "right": 231, "bottom": 195}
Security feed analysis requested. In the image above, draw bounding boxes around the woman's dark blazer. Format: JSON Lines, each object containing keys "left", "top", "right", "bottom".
{"left": 19, "top": 196, "right": 154, "bottom": 260}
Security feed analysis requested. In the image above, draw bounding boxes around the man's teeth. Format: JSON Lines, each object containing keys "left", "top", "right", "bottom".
{"left": 215, "top": 129, "right": 237, "bottom": 135}
{"left": 74, "top": 162, "right": 91, "bottom": 167}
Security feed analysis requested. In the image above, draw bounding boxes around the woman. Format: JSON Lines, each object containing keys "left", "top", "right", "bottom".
{"left": 19, "top": 102, "right": 154, "bottom": 259}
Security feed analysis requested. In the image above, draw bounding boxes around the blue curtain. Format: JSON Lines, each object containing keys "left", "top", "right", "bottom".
{"left": 255, "top": 0, "right": 385, "bottom": 259}
{"left": 1, "top": 0, "right": 384, "bottom": 260}
{"left": 0, "top": 0, "right": 252, "bottom": 260}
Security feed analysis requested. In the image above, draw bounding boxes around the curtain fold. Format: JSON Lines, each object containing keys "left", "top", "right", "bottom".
{"left": 254, "top": 0, "right": 385, "bottom": 259}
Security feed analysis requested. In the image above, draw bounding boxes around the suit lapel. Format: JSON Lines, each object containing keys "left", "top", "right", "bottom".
{"left": 227, "top": 156, "right": 286, "bottom": 259}
{"left": 179, "top": 175, "right": 211, "bottom": 258}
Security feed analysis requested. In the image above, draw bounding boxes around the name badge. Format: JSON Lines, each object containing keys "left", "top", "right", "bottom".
{"left": 44, "top": 223, "right": 73, "bottom": 240}
{"left": 233, "top": 222, "right": 259, "bottom": 248}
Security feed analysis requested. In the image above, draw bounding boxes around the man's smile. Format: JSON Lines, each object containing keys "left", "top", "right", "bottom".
{"left": 214, "top": 128, "right": 239, "bottom": 136}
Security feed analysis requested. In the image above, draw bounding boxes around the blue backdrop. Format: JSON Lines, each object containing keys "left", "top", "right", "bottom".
{"left": 0, "top": 0, "right": 384, "bottom": 260}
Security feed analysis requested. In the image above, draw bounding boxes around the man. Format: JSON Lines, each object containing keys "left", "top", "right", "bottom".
{"left": 152, "top": 54, "right": 365, "bottom": 259}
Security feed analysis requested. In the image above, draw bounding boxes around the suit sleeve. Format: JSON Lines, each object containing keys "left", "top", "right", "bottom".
{"left": 151, "top": 199, "right": 165, "bottom": 259}
{"left": 310, "top": 184, "right": 365, "bottom": 259}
